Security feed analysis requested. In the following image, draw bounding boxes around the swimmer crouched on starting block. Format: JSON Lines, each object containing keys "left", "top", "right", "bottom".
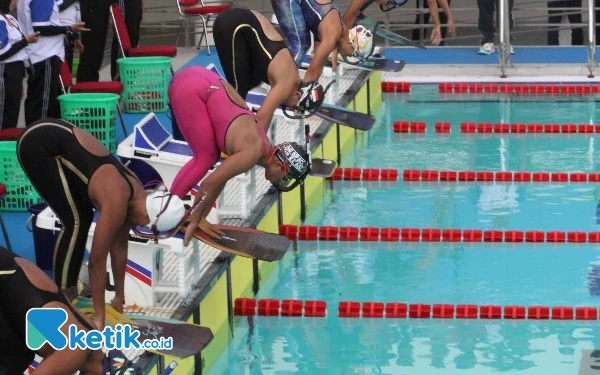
{"left": 0, "top": 245, "right": 104, "bottom": 374}
{"left": 213, "top": 7, "right": 332, "bottom": 128}
{"left": 168, "top": 65, "right": 311, "bottom": 246}
{"left": 271, "top": 0, "right": 376, "bottom": 80}
{"left": 17, "top": 119, "right": 188, "bottom": 331}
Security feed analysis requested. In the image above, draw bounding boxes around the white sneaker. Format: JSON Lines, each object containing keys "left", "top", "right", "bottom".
{"left": 478, "top": 43, "right": 495, "bottom": 55}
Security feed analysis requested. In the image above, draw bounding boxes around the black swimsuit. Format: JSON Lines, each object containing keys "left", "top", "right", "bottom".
{"left": 213, "top": 7, "right": 289, "bottom": 99}
{"left": 16, "top": 118, "right": 139, "bottom": 291}
{"left": 0, "top": 246, "right": 93, "bottom": 374}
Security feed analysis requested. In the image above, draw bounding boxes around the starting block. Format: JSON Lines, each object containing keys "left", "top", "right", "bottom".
{"left": 34, "top": 206, "right": 212, "bottom": 307}
{"left": 117, "top": 111, "right": 257, "bottom": 220}
{"left": 300, "top": 54, "right": 339, "bottom": 77}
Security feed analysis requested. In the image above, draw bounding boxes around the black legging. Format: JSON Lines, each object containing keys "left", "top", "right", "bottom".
{"left": 411, "top": 0, "right": 451, "bottom": 46}
{"left": 77, "top": 0, "right": 111, "bottom": 83}
{"left": 548, "top": 0, "right": 583, "bottom": 46}
{"left": 17, "top": 120, "right": 94, "bottom": 290}
{"left": 477, "top": 0, "right": 514, "bottom": 44}
{"left": 110, "top": 0, "right": 143, "bottom": 81}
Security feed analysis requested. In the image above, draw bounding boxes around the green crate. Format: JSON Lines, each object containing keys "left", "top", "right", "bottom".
{"left": 0, "top": 141, "right": 43, "bottom": 211}
{"left": 58, "top": 93, "right": 119, "bottom": 153}
{"left": 117, "top": 57, "right": 172, "bottom": 114}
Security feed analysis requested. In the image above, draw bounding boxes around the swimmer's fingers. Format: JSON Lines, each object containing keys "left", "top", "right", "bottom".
{"left": 430, "top": 26, "right": 442, "bottom": 46}
{"left": 199, "top": 218, "right": 223, "bottom": 239}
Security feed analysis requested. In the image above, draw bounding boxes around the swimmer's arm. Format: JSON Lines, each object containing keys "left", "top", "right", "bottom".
{"left": 88, "top": 195, "right": 128, "bottom": 329}
{"left": 108, "top": 220, "right": 130, "bottom": 312}
{"left": 183, "top": 151, "right": 257, "bottom": 245}
{"left": 436, "top": 0, "right": 455, "bottom": 34}
{"left": 427, "top": 0, "right": 441, "bottom": 27}
{"left": 257, "top": 82, "right": 296, "bottom": 132}
{"left": 304, "top": 37, "right": 337, "bottom": 82}
{"left": 342, "top": 0, "right": 369, "bottom": 28}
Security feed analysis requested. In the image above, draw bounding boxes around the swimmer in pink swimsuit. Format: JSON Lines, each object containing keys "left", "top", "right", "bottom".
{"left": 169, "top": 65, "right": 310, "bottom": 245}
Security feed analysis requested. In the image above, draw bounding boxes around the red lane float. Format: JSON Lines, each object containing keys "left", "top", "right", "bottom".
{"left": 435, "top": 122, "right": 451, "bottom": 133}
{"left": 319, "top": 226, "right": 339, "bottom": 241}
{"left": 235, "top": 298, "right": 257, "bottom": 316}
{"left": 381, "top": 82, "right": 411, "bottom": 93}
{"left": 281, "top": 300, "right": 304, "bottom": 316}
{"left": 362, "top": 168, "right": 379, "bottom": 181}
{"left": 305, "top": 300, "right": 327, "bottom": 317}
{"left": 339, "top": 302, "right": 361, "bottom": 318}
{"left": 381, "top": 228, "right": 400, "bottom": 241}
{"left": 386, "top": 303, "right": 408, "bottom": 318}
{"left": 340, "top": 227, "right": 359, "bottom": 241}
{"left": 279, "top": 224, "right": 298, "bottom": 240}
{"left": 457, "top": 305, "right": 478, "bottom": 319}
{"left": 363, "top": 302, "right": 385, "bottom": 318}
{"left": 409, "top": 303, "right": 431, "bottom": 318}
{"left": 258, "top": 299, "right": 281, "bottom": 316}
{"left": 235, "top": 299, "right": 600, "bottom": 321}
{"left": 433, "top": 304, "right": 455, "bottom": 318}
{"left": 511, "top": 124, "right": 527, "bottom": 133}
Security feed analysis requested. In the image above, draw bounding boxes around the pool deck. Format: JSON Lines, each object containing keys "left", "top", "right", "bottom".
{"left": 382, "top": 46, "right": 600, "bottom": 83}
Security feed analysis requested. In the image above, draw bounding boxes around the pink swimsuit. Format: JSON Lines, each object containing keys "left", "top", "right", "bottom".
{"left": 169, "top": 66, "right": 270, "bottom": 198}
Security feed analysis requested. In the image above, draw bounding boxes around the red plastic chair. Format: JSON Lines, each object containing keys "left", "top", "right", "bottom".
{"left": 175, "top": 0, "right": 231, "bottom": 54}
{"left": 111, "top": 4, "right": 177, "bottom": 70}
{"left": 59, "top": 62, "right": 128, "bottom": 137}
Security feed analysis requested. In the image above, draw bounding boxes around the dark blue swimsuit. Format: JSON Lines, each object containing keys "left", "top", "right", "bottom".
{"left": 271, "top": 0, "right": 343, "bottom": 65}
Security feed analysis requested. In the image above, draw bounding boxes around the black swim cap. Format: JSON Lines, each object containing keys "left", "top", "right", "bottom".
{"left": 297, "top": 81, "right": 326, "bottom": 113}
{"left": 277, "top": 142, "right": 309, "bottom": 179}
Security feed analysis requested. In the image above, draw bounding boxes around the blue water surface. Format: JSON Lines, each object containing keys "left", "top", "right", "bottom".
{"left": 208, "top": 85, "right": 600, "bottom": 375}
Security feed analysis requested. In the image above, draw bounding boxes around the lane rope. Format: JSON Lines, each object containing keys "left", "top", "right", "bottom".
{"left": 235, "top": 298, "right": 599, "bottom": 320}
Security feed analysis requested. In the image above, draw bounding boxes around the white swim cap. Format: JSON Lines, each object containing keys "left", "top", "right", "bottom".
{"left": 145, "top": 190, "right": 186, "bottom": 232}
{"left": 348, "top": 25, "right": 374, "bottom": 60}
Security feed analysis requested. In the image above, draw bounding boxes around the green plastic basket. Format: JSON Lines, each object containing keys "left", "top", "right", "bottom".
{"left": 117, "top": 57, "right": 172, "bottom": 114}
{"left": 58, "top": 93, "right": 119, "bottom": 153}
{"left": 0, "top": 141, "right": 43, "bottom": 211}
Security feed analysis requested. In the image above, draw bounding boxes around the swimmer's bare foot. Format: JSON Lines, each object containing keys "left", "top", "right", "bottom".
{"left": 62, "top": 286, "right": 79, "bottom": 301}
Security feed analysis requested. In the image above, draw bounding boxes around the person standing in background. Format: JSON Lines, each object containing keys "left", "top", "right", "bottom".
{"left": 547, "top": 0, "right": 583, "bottom": 46}
{"left": 110, "top": 0, "right": 142, "bottom": 81}
{"left": 411, "top": 0, "right": 455, "bottom": 46}
{"left": 76, "top": 0, "right": 110, "bottom": 82}
{"left": 0, "top": 0, "right": 38, "bottom": 130}
{"left": 17, "top": 0, "right": 89, "bottom": 125}
{"left": 58, "top": 0, "right": 84, "bottom": 72}
{"left": 477, "top": 0, "right": 514, "bottom": 55}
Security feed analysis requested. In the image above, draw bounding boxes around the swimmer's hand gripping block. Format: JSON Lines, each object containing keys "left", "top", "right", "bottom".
{"left": 73, "top": 296, "right": 213, "bottom": 359}
{"left": 180, "top": 222, "right": 292, "bottom": 261}
{"left": 317, "top": 104, "right": 375, "bottom": 131}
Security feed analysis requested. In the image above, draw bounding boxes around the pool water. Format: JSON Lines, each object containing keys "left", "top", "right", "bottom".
{"left": 208, "top": 85, "right": 600, "bottom": 375}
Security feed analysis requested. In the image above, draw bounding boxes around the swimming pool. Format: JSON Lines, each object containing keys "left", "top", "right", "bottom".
{"left": 208, "top": 84, "right": 600, "bottom": 374}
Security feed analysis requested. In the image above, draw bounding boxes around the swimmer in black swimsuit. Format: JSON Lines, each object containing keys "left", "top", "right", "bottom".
{"left": 213, "top": 7, "right": 304, "bottom": 131}
{"left": 0, "top": 245, "right": 104, "bottom": 375}
{"left": 17, "top": 118, "right": 186, "bottom": 331}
